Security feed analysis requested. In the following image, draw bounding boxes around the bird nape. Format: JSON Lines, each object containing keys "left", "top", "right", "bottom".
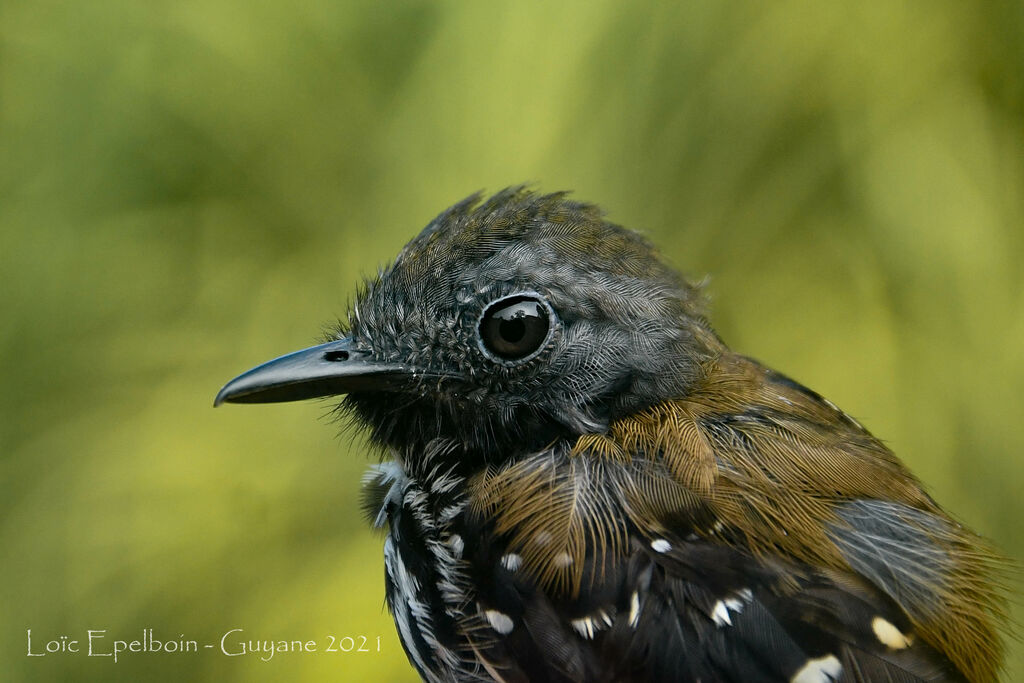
{"left": 215, "top": 188, "right": 1006, "bottom": 683}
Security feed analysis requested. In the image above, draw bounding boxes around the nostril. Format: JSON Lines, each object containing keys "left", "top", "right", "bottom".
{"left": 324, "top": 350, "right": 349, "bottom": 362}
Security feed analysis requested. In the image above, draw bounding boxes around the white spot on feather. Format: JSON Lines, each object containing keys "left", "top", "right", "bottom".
{"left": 872, "top": 616, "right": 913, "bottom": 649}
{"left": 651, "top": 539, "right": 672, "bottom": 553}
{"left": 628, "top": 591, "right": 640, "bottom": 627}
{"left": 485, "top": 609, "right": 514, "bottom": 635}
{"left": 711, "top": 601, "right": 732, "bottom": 627}
{"left": 571, "top": 617, "right": 597, "bottom": 639}
{"left": 448, "top": 534, "right": 463, "bottom": 558}
{"left": 790, "top": 654, "right": 842, "bottom": 683}
{"left": 570, "top": 609, "right": 615, "bottom": 640}
{"left": 554, "top": 552, "right": 574, "bottom": 567}
{"left": 501, "top": 553, "right": 522, "bottom": 571}
{"left": 711, "top": 596, "right": 745, "bottom": 627}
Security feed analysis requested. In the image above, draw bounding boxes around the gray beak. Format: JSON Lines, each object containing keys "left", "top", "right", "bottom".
{"left": 214, "top": 337, "right": 412, "bottom": 406}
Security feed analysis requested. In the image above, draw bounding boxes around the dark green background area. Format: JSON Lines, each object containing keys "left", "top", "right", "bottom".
{"left": 2, "top": 1, "right": 1022, "bottom": 680}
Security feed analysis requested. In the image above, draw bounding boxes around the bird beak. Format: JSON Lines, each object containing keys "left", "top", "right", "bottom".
{"left": 214, "top": 337, "right": 412, "bottom": 406}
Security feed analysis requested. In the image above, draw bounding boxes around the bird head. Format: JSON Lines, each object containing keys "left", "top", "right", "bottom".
{"left": 215, "top": 188, "right": 720, "bottom": 468}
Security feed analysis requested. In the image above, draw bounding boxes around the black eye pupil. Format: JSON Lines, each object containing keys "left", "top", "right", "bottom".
{"left": 500, "top": 318, "right": 526, "bottom": 344}
{"left": 480, "top": 295, "right": 551, "bottom": 361}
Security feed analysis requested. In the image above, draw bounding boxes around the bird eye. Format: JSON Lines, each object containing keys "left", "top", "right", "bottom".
{"left": 478, "top": 295, "right": 552, "bottom": 362}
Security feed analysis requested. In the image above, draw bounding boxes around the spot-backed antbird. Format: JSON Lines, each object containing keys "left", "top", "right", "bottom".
{"left": 216, "top": 189, "right": 1006, "bottom": 683}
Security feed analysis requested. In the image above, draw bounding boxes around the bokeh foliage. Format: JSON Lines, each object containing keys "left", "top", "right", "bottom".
{"left": 2, "top": 1, "right": 1022, "bottom": 680}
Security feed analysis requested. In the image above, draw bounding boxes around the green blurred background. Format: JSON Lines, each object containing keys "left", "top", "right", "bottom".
{"left": 2, "top": 1, "right": 1022, "bottom": 680}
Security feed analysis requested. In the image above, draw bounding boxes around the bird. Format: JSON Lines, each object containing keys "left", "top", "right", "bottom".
{"left": 215, "top": 188, "right": 1006, "bottom": 683}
